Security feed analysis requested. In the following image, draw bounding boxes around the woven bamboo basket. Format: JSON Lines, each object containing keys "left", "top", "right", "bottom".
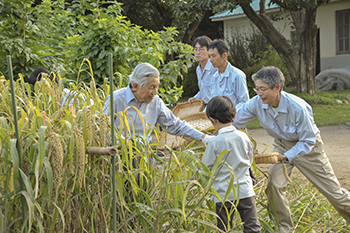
{"left": 153, "top": 132, "right": 186, "bottom": 150}
{"left": 182, "top": 112, "right": 214, "bottom": 133}
{"left": 172, "top": 99, "right": 204, "bottom": 119}
{"left": 254, "top": 152, "right": 279, "bottom": 164}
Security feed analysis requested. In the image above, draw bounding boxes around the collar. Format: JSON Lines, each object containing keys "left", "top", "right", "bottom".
{"left": 126, "top": 85, "right": 137, "bottom": 104}
{"left": 218, "top": 62, "right": 231, "bottom": 83}
{"left": 218, "top": 125, "right": 237, "bottom": 134}
{"left": 204, "top": 59, "right": 213, "bottom": 71}
{"left": 261, "top": 91, "right": 287, "bottom": 113}
{"left": 277, "top": 92, "right": 288, "bottom": 113}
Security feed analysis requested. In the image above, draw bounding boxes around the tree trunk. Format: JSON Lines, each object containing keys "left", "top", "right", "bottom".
{"left": 239, "top": 2, "right": 301, "bottom": 89}
{"left": 182, "top": 18, "right": 203, "bottom": 44}
{"left": 290, "top": 9, "right": 317, "bottom": 94}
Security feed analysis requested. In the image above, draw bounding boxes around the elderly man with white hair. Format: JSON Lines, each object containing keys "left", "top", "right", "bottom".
{"left": 103, "top": 62, "right": 213, "bottom": 145}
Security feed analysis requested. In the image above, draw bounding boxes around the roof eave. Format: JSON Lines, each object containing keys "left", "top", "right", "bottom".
{"left": 211, "top": 7, "right": 281, "bottom": 22}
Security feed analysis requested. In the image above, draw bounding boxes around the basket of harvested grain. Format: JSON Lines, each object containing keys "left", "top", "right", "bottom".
{"left": 182, "top": 112, "right": 214, "bottom": 134}
{"left": 253, "top": 152, "right": 279, "bottom": 164}
{"left": 152, "top": 132, "right": 186, "bottom": 150}
{"left": 172, "top": 99, "right": 204, "bottom": 119}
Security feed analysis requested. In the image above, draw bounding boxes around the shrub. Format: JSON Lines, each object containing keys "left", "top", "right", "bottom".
{"left": 0, "top": 0, "right": 192, "bottom": 106}
{"left": 182, "top": 61, "right": 199, "bottom": 98}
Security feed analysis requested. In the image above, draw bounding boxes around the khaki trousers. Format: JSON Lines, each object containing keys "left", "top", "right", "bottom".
{"left": 266, "top": 134, "right": 350, "bottom": 233}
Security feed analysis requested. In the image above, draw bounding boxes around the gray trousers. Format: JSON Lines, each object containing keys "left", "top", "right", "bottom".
{"left": 266, "top": 134, "right": 350, "bottom": 232}
{"left": 216, "top": 197, "right": 261, "bottom": 232}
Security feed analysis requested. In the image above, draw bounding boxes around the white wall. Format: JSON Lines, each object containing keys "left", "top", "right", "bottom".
{"left": 317, "top": 0, "right": 350, "bottom": 71}
{"left": 222, "top": 10, "right": 293, "bottom": 44}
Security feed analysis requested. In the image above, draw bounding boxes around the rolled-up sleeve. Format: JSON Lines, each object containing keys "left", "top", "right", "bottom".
{"left": 157, "top": 100, "right": 203, "bottom": 141}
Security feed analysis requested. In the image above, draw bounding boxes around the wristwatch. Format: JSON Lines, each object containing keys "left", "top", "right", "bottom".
{"left": 282, "top": 154, "right": 289, "bottom": 162}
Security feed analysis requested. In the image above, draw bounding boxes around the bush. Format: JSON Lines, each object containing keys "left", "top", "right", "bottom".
{"left": 0, "top": 0, "right": 193, "bottom": 106}
{"left": 182, "top": 61, "right": 199, "bottom": 98}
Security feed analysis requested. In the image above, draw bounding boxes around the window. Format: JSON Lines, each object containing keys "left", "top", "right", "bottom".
{"left": 336, "top": 9, "right": 350, "bottom": 54}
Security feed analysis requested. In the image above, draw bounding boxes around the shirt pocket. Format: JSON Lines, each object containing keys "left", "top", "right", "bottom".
{"left": 282, "top": 124, "right": 298, "bottom": 140}
{"left": 223, "top": 87, "right": 234, "bottom": 95}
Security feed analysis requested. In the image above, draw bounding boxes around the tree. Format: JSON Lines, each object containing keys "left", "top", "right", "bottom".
{"left": 0, "top": 0, "right": 194, "bottom": 105}
{"left": 212, "top": 0, "right": 330, "bottom": 94}
{"left": 118, "top": 0, "right": 213, "bottom": 44}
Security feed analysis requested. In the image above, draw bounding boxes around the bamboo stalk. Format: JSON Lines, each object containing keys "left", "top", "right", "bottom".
{"left": 7, "top": 55, "right": 27, "bottom": 232}
{"left": 109, "top": 53, "right": 117, "bottom": 233}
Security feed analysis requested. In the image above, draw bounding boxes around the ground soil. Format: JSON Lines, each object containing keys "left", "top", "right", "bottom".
{"left": 248, "top": 124, "right": 350, "bottom": 189}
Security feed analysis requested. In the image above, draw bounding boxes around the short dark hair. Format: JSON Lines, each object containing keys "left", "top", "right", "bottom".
{"left": 208, "top": 39, "right": 229, "bottom": 56}
{"left": 29, "top": 67, "right": 58, "bottom": 85}
{"left": 193, "top": 35, "right": 212, "bottom": 49}
{"left": 206, "top": 96, "right": 236, "bottom": 124}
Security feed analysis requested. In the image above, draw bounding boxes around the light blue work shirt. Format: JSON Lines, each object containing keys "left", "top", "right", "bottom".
{"left": 104, "top": 86, "right": 204, "bottom": 143}
{"left": 211, "top": 62, "right": 249, "bottom": 110}
{"left": 193, "top": 60, "right": 218, "bottom": 104}
{"left": 103, "top": 89, "right": 120, "bottom": 115}
{"left": 61, "top": 88, "right": 94, "bottom": 106}
{"left": 202, "top": 125, "right": 255, "bottom": 203}
{"left": 234, "top": 91, "right": 320, "bottom": 161}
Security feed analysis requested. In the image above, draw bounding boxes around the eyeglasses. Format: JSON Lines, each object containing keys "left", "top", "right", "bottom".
{"left": 253, "top": 87, "right": 270, "bottom": 93}
{"left": 193, "top": 48, "right": 206, "bottom": 52}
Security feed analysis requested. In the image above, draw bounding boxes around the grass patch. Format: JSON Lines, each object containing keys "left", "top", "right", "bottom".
{"left": 284, "top": 89, "right": 350, "bottom": 127}
{"left": 312, "top": 104, "right": 350, "bottom": 127}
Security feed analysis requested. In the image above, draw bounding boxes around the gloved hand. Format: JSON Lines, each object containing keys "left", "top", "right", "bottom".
{"left": 202, "top": 134, "right": 215, "bottom": 143}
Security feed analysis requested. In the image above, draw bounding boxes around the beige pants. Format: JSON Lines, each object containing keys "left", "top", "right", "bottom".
{"left": 266, "top": 134, "right": 350, "bottom": 233}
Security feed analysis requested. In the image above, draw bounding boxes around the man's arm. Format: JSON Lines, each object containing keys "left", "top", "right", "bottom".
{"left": 233, "top": 99, "right": 256, "bottom": 129}
{"left": 233, "top": 72, "right": 250, "bottom": 110}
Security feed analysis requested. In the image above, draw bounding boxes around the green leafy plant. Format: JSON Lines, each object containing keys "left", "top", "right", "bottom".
{"left": 0, "top": 0, "right": 192, "bottom": 106}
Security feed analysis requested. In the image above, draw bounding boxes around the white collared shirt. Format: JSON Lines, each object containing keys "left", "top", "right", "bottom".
{"left": 202, "top": 125, "right": 255, "bottom": 203}
{"left": 210, "top": 62, "right": 250, "bottom": 110}
{"left": 193, "top": 60, "right": 218, "bottom": 104}
{"left": 234, "top": 91, "right": 320, "bottom": 161}
{"left": 61, "top": 88, "right": 94, "bottom": 106}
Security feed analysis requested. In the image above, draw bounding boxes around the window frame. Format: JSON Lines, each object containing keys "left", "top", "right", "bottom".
{"left": 336, "top": 9, "right": 350, "bottom": 55}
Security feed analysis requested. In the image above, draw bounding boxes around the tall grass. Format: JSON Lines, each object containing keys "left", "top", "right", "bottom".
{"left": 0, "top": 67, "right": 349, "bottom": 232}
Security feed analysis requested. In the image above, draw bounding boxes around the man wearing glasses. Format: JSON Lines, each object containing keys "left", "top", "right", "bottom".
{"left": 234, "top": 66, "right": 350, "bottom": 232}
{"left": 188, "top": 36, "right": 218, "bottom": 104}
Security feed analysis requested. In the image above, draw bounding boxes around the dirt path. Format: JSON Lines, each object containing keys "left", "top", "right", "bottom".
{"left": 248, "top": 124, "right": 350, "bottom": 189}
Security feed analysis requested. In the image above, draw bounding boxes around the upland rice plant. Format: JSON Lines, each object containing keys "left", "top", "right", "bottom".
{"left": 0, "top": 67, "right": 223, "bottom": 232}
{"left": 0, "top": 68, "right": 349, "bottom": 232}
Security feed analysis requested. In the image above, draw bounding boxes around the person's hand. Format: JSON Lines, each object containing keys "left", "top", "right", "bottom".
{"left": 188, "top": 97, "right": 196, "bottom": 103}
{"left": 277, "top": 153, "right": 289, "bottom": 162}
{"left": 202, "top": 134, "right": 214, "bottom": 143}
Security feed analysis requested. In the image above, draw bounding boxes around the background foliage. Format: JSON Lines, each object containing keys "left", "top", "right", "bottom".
{"left": 0, "top": 0, "right": 194, "bottom": 105}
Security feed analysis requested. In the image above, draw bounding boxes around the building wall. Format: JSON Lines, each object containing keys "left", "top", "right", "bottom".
{"left": 218, "top": 0, "right": 350, "bottom": 72}
{"left": 317, "top": 0, "right": 350, "bottom": 71}
{"left": 223, "top": 10, "right": 292, "bottom": 43}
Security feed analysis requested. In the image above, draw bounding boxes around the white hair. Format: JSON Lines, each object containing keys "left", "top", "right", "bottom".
{"left": 129, "top": 63, "right": 159, "bottom": 88}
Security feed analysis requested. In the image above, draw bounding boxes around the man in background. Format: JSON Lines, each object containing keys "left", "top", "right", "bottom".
{"left": 188, "top": 35, "right": 218, "bottom": 104}
{"left": 208, "top": 39, "right": 249, "bottom": 111}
